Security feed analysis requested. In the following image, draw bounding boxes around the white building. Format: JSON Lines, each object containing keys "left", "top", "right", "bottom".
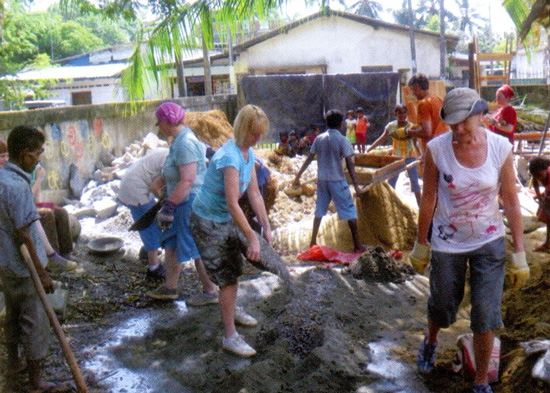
{"left": 230, "top": 9, "right": 458, "bottom": 77}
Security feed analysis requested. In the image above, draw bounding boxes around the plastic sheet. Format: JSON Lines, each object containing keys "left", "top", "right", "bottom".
{"left": 241, "top": 72, "right": 400, "bottom": 143}
{"left": 297, "top": 244, "right": 363, "bottom": 265}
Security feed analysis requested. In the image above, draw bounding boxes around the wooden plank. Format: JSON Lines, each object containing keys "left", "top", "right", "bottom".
{"left": 358, "top": 160, "right": 419, "bottom": 194}
{"left": 479, "top": 75, "right": 507, "bottom": 82}
{"left": 476, "top": 53, "right": 513, "bottom": 61}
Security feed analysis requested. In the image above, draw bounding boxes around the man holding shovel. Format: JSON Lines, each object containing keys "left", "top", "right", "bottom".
{"left": 0, "top": 126, "right": 58, "bottom": 392}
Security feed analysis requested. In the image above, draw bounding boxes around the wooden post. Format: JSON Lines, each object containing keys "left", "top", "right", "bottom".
{"left": 20, "top": 245, "right": 89, "bottom": 393}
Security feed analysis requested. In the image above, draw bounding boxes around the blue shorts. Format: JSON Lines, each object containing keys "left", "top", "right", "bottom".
{"left": 160, "top": 194, "right": 200, "bottom": 263}
{"left": 427, "top": 237, "right": 506, "bottom": 333}
{"left": 388, "top": 157, "right": 421, "bottom": 193}
{"left": 128, "top": 200, "right": 162, "bottom": 252}
{"left": 315, "top": 179, "right": 357, "bottom": 220}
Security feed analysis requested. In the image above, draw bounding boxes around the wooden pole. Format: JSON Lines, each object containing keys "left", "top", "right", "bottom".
{"left": 20, "top": 245, "right": 89, "bottom": 393}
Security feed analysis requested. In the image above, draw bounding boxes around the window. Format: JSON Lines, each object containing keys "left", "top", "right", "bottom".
{"left": 72, "top": 91, "right": 92, "bottom": 105}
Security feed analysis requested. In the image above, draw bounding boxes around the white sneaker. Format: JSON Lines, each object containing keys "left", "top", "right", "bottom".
{"left": 234, "top": 306, "right": 258, "bottom": 327}
{"left": 222, "top": 332, "right": 257, "bottom": 358}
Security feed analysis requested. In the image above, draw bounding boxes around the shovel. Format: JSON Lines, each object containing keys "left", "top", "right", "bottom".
{"left": 128, "top": 199, "right": 163, "bottom": 231}
{"left": 20, "top": 245, "right": 89, "bottom": 393}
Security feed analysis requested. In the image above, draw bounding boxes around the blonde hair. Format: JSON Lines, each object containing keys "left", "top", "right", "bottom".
{"left": 233, "top": 105, "right": 269, "bottom": 145}
{"left": 0, "top": 138, "right": 6, "bottom": 154}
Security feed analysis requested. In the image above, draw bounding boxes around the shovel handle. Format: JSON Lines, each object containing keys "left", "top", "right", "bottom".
{"left": 20, "top": 245, "right": 89, "bottom": 393}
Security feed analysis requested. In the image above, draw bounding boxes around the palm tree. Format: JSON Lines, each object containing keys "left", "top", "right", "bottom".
{"left": 503, "top": 0, "right": 549, "bottom": 41}
{"left": 61, "top": 0, "right": 314, "bottom": 102}
{"left": 456, "top": 0, "right": 487, "bottom": 36}
{"left": 348, "top": 0, "right": 383, "bottom": 19}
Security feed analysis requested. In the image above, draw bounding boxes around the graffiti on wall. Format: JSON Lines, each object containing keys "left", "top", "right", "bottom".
{"left": 43, "top": 118, "right": 109, "bottom": 190}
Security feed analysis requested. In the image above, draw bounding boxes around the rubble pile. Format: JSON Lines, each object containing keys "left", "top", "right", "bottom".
{"left": 255, "top": 150, "right": 319, "bottom": 229}
{"left": 343, "top": 245, "right": 415, "bottom": 283}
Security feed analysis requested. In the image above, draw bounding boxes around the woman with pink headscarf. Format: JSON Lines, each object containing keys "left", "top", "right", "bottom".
{"left": 482, "top": 84, "right": 517, "bottom": 146}
{"left": 147, "top": 102, "right": 218, "bottom": 305}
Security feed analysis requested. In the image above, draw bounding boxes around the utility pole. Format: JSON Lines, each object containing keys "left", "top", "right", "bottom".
{"left": 439, "top": 0, "right": 446, "bottom": 79}
{"left": 407, "top": 0, "right": 417, "bottom": 75}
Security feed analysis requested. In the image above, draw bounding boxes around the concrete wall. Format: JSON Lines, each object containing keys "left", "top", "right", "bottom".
{"left": 237, "top": 15, "right": 445, "bottom": 78}
{"left": 0, "top": 95, "right": 237, "bottom": 202}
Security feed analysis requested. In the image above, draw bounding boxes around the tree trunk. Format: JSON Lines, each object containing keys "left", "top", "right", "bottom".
{"left": 202, "top": 33, "right": 213, "bottom": 99}
{"left": 407, "top": 0, "right": 417, "bottom": 75}
{"left": 439, "top": 0, "right": 446, "bottom": 79}
{"left": 175, "top": 54, "right": 187, "bottom": 97}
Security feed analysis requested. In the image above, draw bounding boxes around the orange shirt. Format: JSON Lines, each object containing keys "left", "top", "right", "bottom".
{"left": 417, "top": 94, "right": 448, "bottom": 150}
{"left": 356, "top": 115, "right": 368, "bottom": 135}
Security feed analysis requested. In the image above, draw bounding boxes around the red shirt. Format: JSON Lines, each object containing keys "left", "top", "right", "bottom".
{"left": 489, "top": 105, "right": 516, "bottom": 144}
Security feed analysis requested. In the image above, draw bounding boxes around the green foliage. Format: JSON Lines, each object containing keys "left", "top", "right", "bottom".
{"left": 0, "top": 53, "right": 56, "bottom": 110}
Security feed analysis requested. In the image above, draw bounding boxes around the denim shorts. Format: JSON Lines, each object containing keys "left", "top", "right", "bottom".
{"left": 160, "top": 194, "right": 200, "bottom": 263}
{"left": 427, "top": 237, "right": 506, "bottom": 333}
{"left": 190, "top": 212, "right": 282, "bottom": 287}
{"left": 128, "top": 200, "right": 162, "bottom": 252}
{"left": 315, "top": 179, "right": 357, "bottom": 220}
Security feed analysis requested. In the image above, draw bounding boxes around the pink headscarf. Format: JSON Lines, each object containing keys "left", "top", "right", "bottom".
{"left": 497, "top": 84, "right": 514, "bottom": 99}
{"left": 155, "top": 102, "right": 186, "bottom": 125}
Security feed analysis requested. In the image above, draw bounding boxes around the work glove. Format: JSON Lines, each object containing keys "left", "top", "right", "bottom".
{"left": 157, "top": 200, "right": 177, "bottom": 230}
{"left": 409, "top": 241, "right": 431, "bottom": 274}
{"left": 509, "top": 251, "right": 530, "bottom": 289}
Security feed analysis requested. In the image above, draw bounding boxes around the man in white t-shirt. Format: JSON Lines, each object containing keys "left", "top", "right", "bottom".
{"left": 118, "top": 148, "right": 169, "bottom": 279}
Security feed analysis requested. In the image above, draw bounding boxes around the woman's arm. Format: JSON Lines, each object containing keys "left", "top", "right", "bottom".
{"left": 491, "top": 121, "right": 514, "bottom": 135}
{"left": 166, "top": 162, "right": 197, "bottom": 204}
{"left": 500, "top": 152, "right": 524, "bottom": 252}
{"left": 416, "top": 149, "right": 438, "bottom": 244}
{"left": 224, "top": 167, "right": 261, "bottom": 261}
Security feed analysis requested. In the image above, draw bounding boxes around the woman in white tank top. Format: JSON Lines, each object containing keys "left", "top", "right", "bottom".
{"left": 409, "top": 88, "right": 527, "bottom": 393}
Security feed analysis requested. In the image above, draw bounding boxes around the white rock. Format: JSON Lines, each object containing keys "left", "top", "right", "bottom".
{"left": 93, "top": 197, "right": 119, "bottom": 219}
{"left": 142, "top": 132, "right": 160, "bottom": 150}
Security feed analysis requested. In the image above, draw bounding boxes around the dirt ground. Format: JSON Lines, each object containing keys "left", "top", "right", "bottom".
{"left": 1, "top": 154, "right": 550, "bottom": 393}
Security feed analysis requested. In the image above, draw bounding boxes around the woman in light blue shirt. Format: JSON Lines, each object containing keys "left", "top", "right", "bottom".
{"left": 191, "top": 105, "right": 288, "bottom": 358}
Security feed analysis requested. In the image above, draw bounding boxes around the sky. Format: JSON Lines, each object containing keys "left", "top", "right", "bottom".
{"left": 32, "top": 0, "right": 516, "bottom": 35}
{"left": 283, "top": 0, "right": 516, "bottom": 35}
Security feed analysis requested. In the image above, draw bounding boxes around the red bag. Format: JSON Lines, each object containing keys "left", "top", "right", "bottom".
{"left": 297, "top": 244, "right": 362, "bottom": 265}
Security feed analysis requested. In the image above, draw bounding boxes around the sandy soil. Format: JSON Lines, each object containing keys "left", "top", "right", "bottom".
{"left": 1, "top": 155, "right": 550, "bottom": 393}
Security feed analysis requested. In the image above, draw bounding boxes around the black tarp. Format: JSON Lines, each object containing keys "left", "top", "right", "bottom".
{"left": 241, "top": 72, "right": 400, "bottom": 143}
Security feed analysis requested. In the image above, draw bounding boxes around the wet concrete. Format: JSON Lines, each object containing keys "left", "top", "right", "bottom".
{"left": 78, "top": 268, "right": 436, "bottom": 393}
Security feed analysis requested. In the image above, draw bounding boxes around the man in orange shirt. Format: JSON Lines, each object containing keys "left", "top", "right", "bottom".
{"left": 406, "top": 74, "right": 449, "bottom": 154}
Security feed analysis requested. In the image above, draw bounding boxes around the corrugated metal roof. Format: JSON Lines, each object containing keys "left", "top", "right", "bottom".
{"left": 13, "top": 63, "right": 129, "bottom": 81}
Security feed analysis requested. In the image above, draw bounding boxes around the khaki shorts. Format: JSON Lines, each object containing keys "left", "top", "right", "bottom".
{"left": 0, "top": 269, "right": 50, "bottom": 360}
{"left": 190, "top": 212, "right": 282, "bottom": 287}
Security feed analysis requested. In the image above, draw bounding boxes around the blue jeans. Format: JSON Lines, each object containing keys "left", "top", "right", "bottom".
{"left": 388, "top": 157, "right": 421, "bottom": 193}
{"left": 427, "top": 237, "right": 506, "bottom": 333}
